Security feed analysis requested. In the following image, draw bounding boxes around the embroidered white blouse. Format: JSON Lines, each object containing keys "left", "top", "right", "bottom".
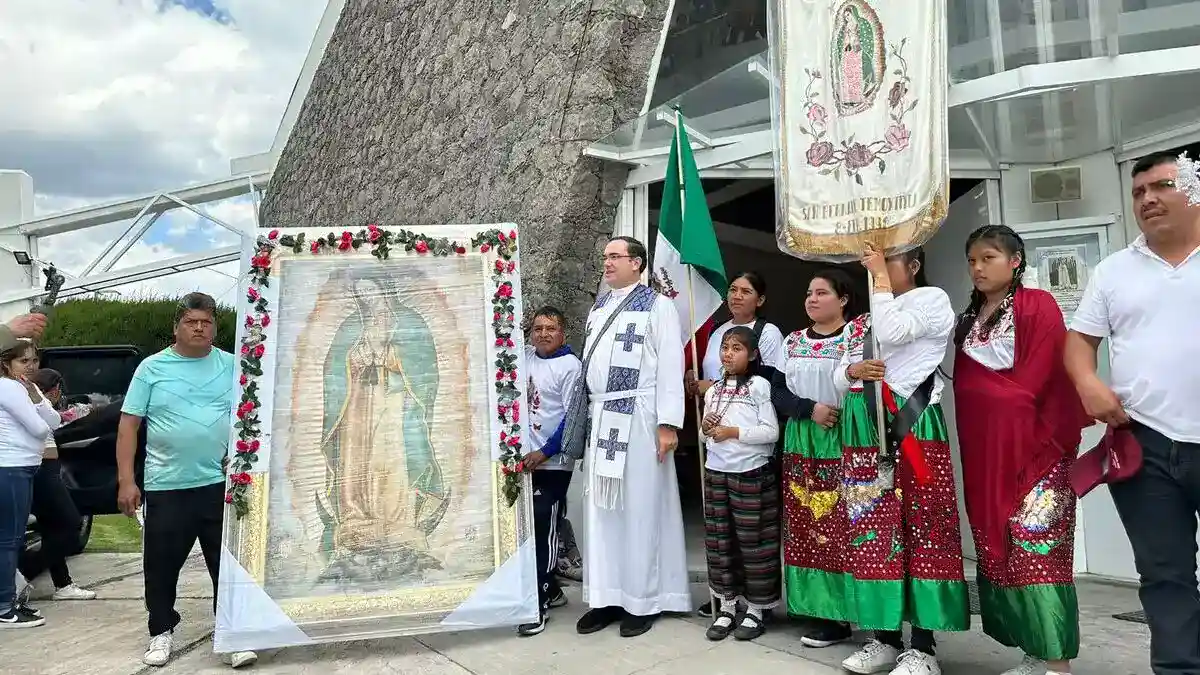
{"left": 962, "top": 304, "right": 1016, "bottom": 371}
{"left": 781, "top": 316, "right": 868, "bottom": 407}
{"left": 701, "top": 375, "right": 779, "bottom": 473}
{"left": 834, "top": 287, "right": 956, "bottom": 402}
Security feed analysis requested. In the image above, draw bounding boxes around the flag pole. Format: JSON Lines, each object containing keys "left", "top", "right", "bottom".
{"left": 674, "top": 108, "right": 717, "bottom": 614}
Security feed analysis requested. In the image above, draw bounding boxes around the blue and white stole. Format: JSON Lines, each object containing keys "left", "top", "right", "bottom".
{"left": 587, "top": 284, "right": 658, "bottom": 510}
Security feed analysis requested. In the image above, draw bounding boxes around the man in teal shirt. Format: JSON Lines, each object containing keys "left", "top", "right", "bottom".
{"left": 116, "top": 292, "right": 255, "bottom": 669}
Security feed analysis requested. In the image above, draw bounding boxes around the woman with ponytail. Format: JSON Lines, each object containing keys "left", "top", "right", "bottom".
{"left": 953, "top": 225, "right": 1089, "bottom": 675}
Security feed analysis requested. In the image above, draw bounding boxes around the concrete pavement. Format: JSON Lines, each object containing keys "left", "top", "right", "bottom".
{"left": 6, "top": 552, "right": 1152, "bottom": 674}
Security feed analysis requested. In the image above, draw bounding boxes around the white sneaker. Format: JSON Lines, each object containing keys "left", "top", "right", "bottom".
{"left": 1001, "top": 655, "right": 1047, "bottom": 675}
{"left": 143, "top": 632, "right": 173, "bottom": 667}
{"left": 889, "top": 649, "right": 941, "bottom": 675}
{"left": 51, "top": 584, "right": 96, "bottom": 601}
{"left": 222, "top": 651, "right": 258, "bottom": 668}
{"left": 842, "top": 639, "right": 901, "bottom": 674}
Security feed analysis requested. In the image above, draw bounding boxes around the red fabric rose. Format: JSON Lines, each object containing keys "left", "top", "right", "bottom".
{"left": 225, "top": 492, "right": 234, "bottom": 504}
{"left": 415, "top": 240, "right": 429, "bottom": 254}
{"left": 261, "top": 314, "right": 271, "bottom": 327}
{"left": 239, "top": 374, "right": 248, "bottom": 386}
{"left": 369, "top": 229, "right": 381, "bottom": 242}
{"left": 310, "top": 241, "right": 320, "bottom": 254}
{"left": 497, "top": 283, "right": 513, "bottom": 298}
{"left": 230, "top": 472, "right": 253, "bottom": 486}
{"left": 245, "top": 315, "right": 254, "bottom": 328}
{"left": 240, "top": 344, "right": 249, "bottom": 355}
{"left": 509, "top": 230, "right": 517, "bottom": 241}
{"left": 236, "top": 440, "right": 249, "bottom": 452}
{"left": 268, "top": 230, "right": 279, "bottom": 240}
{"left": 506, "top": 261, "right": 516, "bottom": 273}
{"left": 247, "top": 287, "right": 260, "bottom": 301}
{"left": 249, "top": 440, "right": 260, "bottom": 452}
{"left": 455, "top": 246, "right": 466, "bottom": 254}
{"left": 338, "top": 240, "right": 351, "bottom": 251}
{"left": 480, "top": 243, "right": 490, "bottom": 253}
{"left": 253, "top": 344, "right": 265, "bottom": 358}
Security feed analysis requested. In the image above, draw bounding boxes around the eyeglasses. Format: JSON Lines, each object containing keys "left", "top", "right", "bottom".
{"left": 600, "top": 254, "right": 636, "bottom": 263}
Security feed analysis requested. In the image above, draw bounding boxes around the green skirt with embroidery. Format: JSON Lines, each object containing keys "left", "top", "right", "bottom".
{"left": 834, "top": 390, "right": 971, "bottom": 632}
{"left": 781, "top": 417, "right": 852, "bottom": 619}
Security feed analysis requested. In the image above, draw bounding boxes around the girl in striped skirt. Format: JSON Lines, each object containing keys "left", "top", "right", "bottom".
{"left": 700, "top": 326, "right": 781, "bottom": 642}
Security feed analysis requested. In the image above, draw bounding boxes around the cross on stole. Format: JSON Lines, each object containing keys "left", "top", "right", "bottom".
{"left": 597, "top": 428, "right": 628, "bottom": 461}
{"left": 615, "top": 322, "right": 644, "bottom": 352}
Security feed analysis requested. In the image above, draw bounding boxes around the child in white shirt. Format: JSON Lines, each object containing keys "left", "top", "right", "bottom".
{"left": 700, "top": 326, "right": 780, "bottom": 643}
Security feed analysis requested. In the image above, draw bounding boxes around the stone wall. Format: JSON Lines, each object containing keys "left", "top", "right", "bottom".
{"left": 260, "top": 0, "right": 672, "bottom": 341}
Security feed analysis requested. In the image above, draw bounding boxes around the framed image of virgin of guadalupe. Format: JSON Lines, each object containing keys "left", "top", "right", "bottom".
{"left": 213, "top": 224, "right": 538, "bottom": 652}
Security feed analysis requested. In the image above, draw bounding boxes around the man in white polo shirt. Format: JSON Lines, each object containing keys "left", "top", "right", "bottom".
{"left": 1065, "top": 150, "right": 1200, "bottom": 675}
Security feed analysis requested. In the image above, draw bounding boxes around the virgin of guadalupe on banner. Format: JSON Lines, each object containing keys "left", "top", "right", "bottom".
{"left": 768, "top": 0, "right": 949, "bottom": 260}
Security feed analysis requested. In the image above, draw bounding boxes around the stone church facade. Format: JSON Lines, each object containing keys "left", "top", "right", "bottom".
{"left": 260, "top": 0, "right": 767, "bottom": 337}
{"left": 260, "top": 0, "right": 674, "bottom": 335}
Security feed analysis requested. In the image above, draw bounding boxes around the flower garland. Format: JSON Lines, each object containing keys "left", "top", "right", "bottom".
{"left": 225, "top": 224, "right": 525, "bottom": 519}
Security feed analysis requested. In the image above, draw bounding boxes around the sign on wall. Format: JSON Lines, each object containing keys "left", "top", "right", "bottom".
{"left": 768, "top": 0, "right": 949, "bottom": 261}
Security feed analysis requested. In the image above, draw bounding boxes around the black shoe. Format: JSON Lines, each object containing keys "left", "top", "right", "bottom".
{"left": 619, "top": 612, "right": 658, "bottom": 638}
{"left": 732, "top": 613, "right": 766, "bottom": 641}
{"left": 16, "top": 603, "right": 41, "bottom": 618}
{"left": 800, "top": 621, "right": 852, "bottom": 648}
{"left": 697, "top": 600, "right": 716, "bottom": 617}
{"left": 705, "top": 610, "right": 738, "bottom": 641}
{"left": 0, "top": 608, "right": 45, "bottom": 629}
{"left": 576, "top": 606, "right": 624, "bottom": 634}
{"left": 517, "top": 612, "right": 548, "bottom": 637}
{"left": 545, "top": 588, "right": 568, "bottom": 609}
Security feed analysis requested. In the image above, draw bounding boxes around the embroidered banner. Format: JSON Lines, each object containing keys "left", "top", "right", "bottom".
{"left": 768, "top": 0, "right": 949, "bottom": 261}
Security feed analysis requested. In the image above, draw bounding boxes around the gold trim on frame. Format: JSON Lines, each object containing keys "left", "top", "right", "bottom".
{"left": 230, "top": 464, "right": 518, "bottom": 622}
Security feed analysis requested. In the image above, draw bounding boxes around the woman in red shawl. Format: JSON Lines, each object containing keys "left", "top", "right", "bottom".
{"left": 954, "top": 225, "right": 1090, "bottom": 675}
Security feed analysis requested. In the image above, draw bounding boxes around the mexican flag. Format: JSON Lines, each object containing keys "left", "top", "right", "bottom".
{"left": 652, "top": 109, "right": 726, "bottom": 374}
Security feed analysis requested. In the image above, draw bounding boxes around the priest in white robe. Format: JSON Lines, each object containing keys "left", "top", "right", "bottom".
{"left": 576, "top": 236, "right": 689, "bottom": 639}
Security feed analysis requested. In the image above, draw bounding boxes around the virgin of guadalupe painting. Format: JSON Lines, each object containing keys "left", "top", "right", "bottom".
{"left": 257, "top": 255, "right": 503, "bottom": 607}
{"left": 313, "top": 272, "right": 451, "bottom": 584}
{"left": 831, "top": 0, "right": 885, "bottom": 115}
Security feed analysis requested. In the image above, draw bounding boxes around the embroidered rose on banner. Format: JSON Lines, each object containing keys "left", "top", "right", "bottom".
{"left": 224, "top": 225, "right": 527, "bottom": 519}
{"left": 794, "top": 35, "right": 919, "bottom": 184}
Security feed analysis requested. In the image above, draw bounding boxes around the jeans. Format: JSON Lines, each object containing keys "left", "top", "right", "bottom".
{"left": 0, "top": 465, "right": 38, "bottom": 613}
{"left": 1110, "top": 422, "right": 1200, "bottom": 675}
{"left": 532, "top": 470, "right": 572, "bottom": 609}
{"left": 19, "top": 459, "right": 79, "bottom": 588}
{"left": 143, "top": 482, "right": 223, "bottom": 636}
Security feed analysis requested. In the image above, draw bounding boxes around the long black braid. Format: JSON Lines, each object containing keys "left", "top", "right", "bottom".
{"left": 953, "top": 225, "right": 1028, "bottom": 347}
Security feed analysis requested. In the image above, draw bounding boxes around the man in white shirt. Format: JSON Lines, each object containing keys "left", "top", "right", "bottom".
{"left": 575, "top": 236, "right": 689, "bottom": 638}
{"left": 1065, "top": 151, "right": 1200, "bottom": 675}
{"left": 517, "top": 306, "right": 582, "bottom": 637}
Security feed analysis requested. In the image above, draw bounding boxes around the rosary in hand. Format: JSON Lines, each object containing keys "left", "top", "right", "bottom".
{"left": 702, "top": 378, "right": 746, "bottom": 436}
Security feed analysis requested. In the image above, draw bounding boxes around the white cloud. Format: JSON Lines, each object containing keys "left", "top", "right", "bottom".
{"left": 0, "top": 0, "right": 326, "bottom": 305}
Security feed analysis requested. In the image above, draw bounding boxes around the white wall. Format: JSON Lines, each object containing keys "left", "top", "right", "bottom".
{"left": 0, "top": 171, "right": 35, "bottom": 321}
{"left": 999, "top": 150, "right": 1128, "bottom": 249}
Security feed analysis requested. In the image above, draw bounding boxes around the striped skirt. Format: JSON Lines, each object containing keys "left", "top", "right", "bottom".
{"left": 704, "top": 464, "right": 781, "bottom": 609}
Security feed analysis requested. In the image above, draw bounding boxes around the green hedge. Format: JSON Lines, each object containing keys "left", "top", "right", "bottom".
{"left": 38, "top": 297, "right": 237, "bottom": 356}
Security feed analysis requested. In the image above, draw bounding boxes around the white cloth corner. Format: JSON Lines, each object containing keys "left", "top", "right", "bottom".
{"left": 214, "top": 546, "right": 314, "bottom": 653}
{"left": 439, "top": 538, "right": 538, "bottom": 628}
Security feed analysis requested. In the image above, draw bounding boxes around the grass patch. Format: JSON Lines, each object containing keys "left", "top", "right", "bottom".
{"left": 86, "top": 514, "right": 142, "bottom": 553}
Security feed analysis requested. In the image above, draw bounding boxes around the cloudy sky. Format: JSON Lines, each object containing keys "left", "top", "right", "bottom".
{"left": 0, "top": 0, "right": 327, "bottom": 304}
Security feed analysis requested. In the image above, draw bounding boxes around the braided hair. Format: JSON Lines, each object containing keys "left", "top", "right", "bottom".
{"left": 953, "top": 225, "right": 1027, "bottom": 347}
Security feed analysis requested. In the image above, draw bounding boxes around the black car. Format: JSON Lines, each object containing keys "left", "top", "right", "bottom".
{"left": 24, "top": 345, "right": 147, "bottom": 555}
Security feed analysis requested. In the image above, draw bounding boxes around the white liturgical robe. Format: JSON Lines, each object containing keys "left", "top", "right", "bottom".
{"left": 581, "top": 283, "right": 690, "bottom": 615}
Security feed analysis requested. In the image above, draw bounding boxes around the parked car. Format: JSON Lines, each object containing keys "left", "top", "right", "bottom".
{"left": 24, "top": 345, "right": 146, "bottom": 555}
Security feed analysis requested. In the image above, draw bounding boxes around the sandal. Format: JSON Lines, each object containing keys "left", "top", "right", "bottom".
{"left": 732, "top": 613, "right": 766, "bottom": 641}
{"left": 705, "top": 611, "right": 738, "bottom": 641}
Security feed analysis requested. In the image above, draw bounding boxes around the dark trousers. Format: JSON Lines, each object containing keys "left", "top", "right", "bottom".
{"left": 876, "top": 627, "right": 936, "bottom": 656}
{"left": 19, "top": 459, "right": 79, "bottom": 588}
{"left": 532, "top": 470, "right": 571, "bottom": 609}
{"left": 0, "top": 465, "right": 37, "bottom": 613}
{"left": 144, "top": 482, "right": 224, "bottom": 636}
{"left": 1110, "top": 423, "right": 1200, "bottom": 674}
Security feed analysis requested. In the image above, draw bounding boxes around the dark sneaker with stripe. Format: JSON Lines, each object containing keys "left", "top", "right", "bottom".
{"left": 0, "top": 607, "right": 45, "bottom": 628}
{"left": 517, "top": 612, "right": 548, "bottom": 637}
